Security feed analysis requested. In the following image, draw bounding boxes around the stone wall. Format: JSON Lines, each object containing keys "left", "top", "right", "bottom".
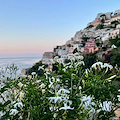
{"left": 42, "top": 52, "right": 54, "bottom": 59}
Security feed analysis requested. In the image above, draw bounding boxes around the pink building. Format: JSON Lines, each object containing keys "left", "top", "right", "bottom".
{"left": 83, "top": 48, "right": 89, "bottom": 54}
{"left": 83, "top": 39, "right": 99, "bottom": 54}
{"left": 85, "top": 38, "right": 96, "bottom": 48}
{"left": 83, "top": 47, "right": 99, "bottom": 54}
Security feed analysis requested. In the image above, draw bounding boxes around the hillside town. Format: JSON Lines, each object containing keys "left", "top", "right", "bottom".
{"left": 1, "top": 0, "right": 120, "bottom": 119}
{"left": 41, "top": 10, "right": 120, "bottom": 71}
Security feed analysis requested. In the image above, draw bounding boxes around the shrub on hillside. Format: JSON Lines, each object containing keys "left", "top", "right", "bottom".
{"left": 110, "top": 36, "right": 120, "bottom": 47}
{"left": 26, "top": 61, "right": 48, "bottom": 76}
{"left": 96, "top": 24, "right": 104, "bottom": 30}
{"left": 83, "top": 53, "right": 97, "bottom": 69}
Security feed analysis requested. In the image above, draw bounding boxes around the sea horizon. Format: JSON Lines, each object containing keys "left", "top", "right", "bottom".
{"left": 0, "top": 56, "right": 42, "bottom": 76}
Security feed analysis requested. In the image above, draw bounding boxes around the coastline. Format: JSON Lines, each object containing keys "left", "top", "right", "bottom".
{"left": 0, "top": 57, "right": 41, "bottom": 76}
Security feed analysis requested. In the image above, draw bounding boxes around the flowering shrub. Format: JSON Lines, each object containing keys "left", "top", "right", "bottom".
{"left": 0, "top": 53, "right": 120, "bottom": 120}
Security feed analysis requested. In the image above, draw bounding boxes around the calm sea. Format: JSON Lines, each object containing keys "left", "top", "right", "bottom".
{"left": 0, "top": 57, "right": 41, "bottom": 76}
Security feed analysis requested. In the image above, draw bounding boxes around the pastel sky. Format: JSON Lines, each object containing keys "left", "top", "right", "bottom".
{"left": 0, "top": 0, "right": 120, "bottom": 57}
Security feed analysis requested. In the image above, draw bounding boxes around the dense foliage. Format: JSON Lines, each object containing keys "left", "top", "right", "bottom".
{"left": 110, "top": 36, "right": 120, "bottom": 47}
{"left": 26, "top": 61, "right": 48, "bottom": 76}
{"left": 0, "top": 53, "right": 120, "bottom": 120}
{"left": 96, "top": 24, "right": 104, "bottom": 30}
{"left": 83, "top": 53, "right": 97, "bottom": 69}
{"left": 110, "top": 48, "right": 120, "bottom": 67}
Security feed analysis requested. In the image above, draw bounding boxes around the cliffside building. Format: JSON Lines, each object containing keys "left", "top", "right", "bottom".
{"left": 111, "top": 10, "right": 120, "bottom": 22}
{"left": 82, "top": 38, "right": 99, "bottom": 54}
{"left": 110, "top": 28, "right": 120, "bottom": 39}
{"left": 42, "top": 52, "right": 54, "bottom": 64}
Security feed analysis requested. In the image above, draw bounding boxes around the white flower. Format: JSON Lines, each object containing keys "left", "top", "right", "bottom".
{"left": 106, "top": 75, "right": 116, "bottom": 81}
{"left": 18, "top": 82, "right": 23, "bottom": 88}
{"left": 41, "top": 83, "right": 45, "bottom": 89}
{"left": 103, "top": 63, "right": 113, "bottom": 70}
{"left": 74, "top": 52, "right": 79, "bottom": 56}
{"left": 49, "top": 78, "right": 53, "bottom": 88}
{"left": 81, "top": 95, "right": 95, "bottom": 109}
{"left": 63, "top": 68, "right": 66, "bottom": 72}
{"left": 100, "top": 101, "right": 112, "bottom": 111}
{"left": 38, "top": 65, "right": 44, "bottom": 71}
{"left": 1, "top": 91, "right": 11, "bottom": 102}
{"left": 28, "top": 75, "right": 32, "bottom": 79}
{"left": 63, "top": 62, "right": 71, "bottom": 67}
{"left": 75, "top": 55, "right": 84, "bottom": 60}
{"left": 0, "top": 111, "right": 6, "bottom": 118}
{"left": 91, "top": 62, "right": 103, "bottom": 69}
{"left": 21, "top": 74, "right": 27, "bottom": 78}
{"left": 59, "top": 102, "right": 74, "bottom": 110}
{"left": 14, "top": 102, "right": 23, "bottom": 108}
{"left": 46, "top": 71, "right": 50, "bottom": 74}
{"left": 57, "top": 89, "right": 70, "bottom": 96}
{"left": 56, "top": 58, "right": 64, "bottom": 64}
{"left": 69, "top": 56, "right": 75, "bottom": 61}
{"left": 65, "top": 66, "right": 69, "bottom": 69}
{"left": 31, "top": 72, "right": 36, "bottom": 75}
{"left": 56, "top": 78, "right": 60, "bottom": 82}
{"left": 49, "top": 105, "right": 58, "bottom": 111}
{"left": 20, "top": 91, "right": 24, "bottom": 101}
{"left": 0, "top": 82, "right": 5, "bottom": 90}
{"left": 44, "top": 73, "right": 48, "bottom": 79}
{"left": 69, "top": 65, "right": 73, "bottom": 68}
{"left": 91, "top": 62, "right": 113, "bottom": 70}
{"left": 19, "top": 116, "right": 23, "bottom": 119}
{"left": 9, "top": 109, "right": 19, "bottom": 115}
{"left": 52, "top": 77, "right": 55, "bottom": 82}
{"left": 117, "top": 95, "right": 120, "bottom": 101}
{"left": 49, "top": 96, "right": 63, "bottom": 103}
{"left": 79, "top": 86, "right": 82, "bottom": 90}
{"left": 85, "top": 69, "right": 89, "bottom": 78}
{"left": 36, "top": 80, "right": 41, "bottom": 83}
{"left": 0, "top": 98, "right": 3, "bottom": 103}
{"left": 42, "top": 89, "right": 45, "bottom": 95}
{"left": 59, "top": 106, "right": 73, "bottom": 110}
{"left": 76, "top": 61, "right": 85, "bottom": 67}
{"left": 53, "top": 113, "right": 57, "bottom": 118}
{"left": 54, "top": 56, "right": 59, "bottom": 62}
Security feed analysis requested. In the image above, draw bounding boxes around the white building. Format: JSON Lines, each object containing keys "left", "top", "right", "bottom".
{"left": 116, "top": 24, "right": 120, "bottom": 28}
{"left": 73, "top": 44, "right": 83, "bottom": 51}
{"left": 58, "top": 49, "right": 68, "bottom": 56}
{"left": 101, "top": 33, "right": 110, "bottom": 42}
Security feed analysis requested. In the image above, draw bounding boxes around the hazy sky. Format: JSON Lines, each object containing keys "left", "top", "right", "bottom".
{"left": 0, "top": 0, "right": 120, "bottom": 57}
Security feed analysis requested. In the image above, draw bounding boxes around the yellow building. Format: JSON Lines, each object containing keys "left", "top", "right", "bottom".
{"left": 110, "top": 28, "right": 120, "bottom": 39}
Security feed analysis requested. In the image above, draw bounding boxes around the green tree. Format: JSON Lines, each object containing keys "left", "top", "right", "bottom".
{"left": 73, "top": 48, "right": 78, "bottom": 54}
{"left": 27, "top": 61, "right": 48, "bottom": 76}
{"left": 82, "top": 37, "right": 89, "bottom": 42}
{"left": 110, "top": 48, "right": 120, "bottom": 66}
{"left": 86, "top": 25, "right": 94, "bottom": 29}
{"left": 110, "top": 36, "right": 120, "bottom": 47}
{"left": 83, "top": 53, "right": 97, "bottom": 69}
{"left": 96, "top": 24, "right": 104, "bottom": 30}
